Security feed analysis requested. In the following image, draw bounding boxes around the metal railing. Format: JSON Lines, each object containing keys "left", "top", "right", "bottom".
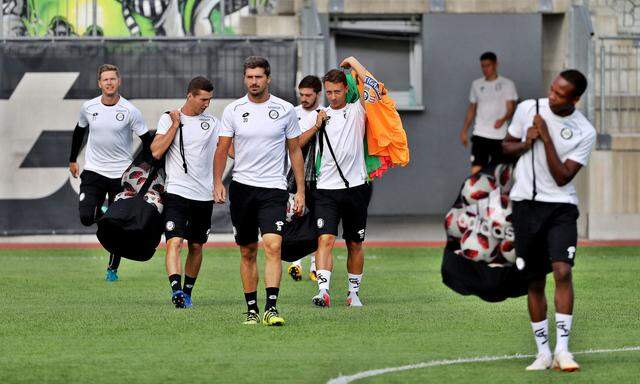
{"left": 598, "top": 36, "right": 640, "bottom": 136}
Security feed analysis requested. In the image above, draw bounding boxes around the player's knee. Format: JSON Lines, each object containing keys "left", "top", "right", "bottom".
{"left": 528, "top": 278, "right": 546, "bottom": 294}
{"left": 262, "top": 240, "right": 281, "bottom": 258}
{"left": 318, "top": 235, "right": 336, "bottom": 249}
{"left": 167, "top": 238, "right": 183, "bottom": 252}
{"left": 346, "top": 240, "right": 363, "bottom": 254}
{"left": 553, "top": 263, "right": 572, "bottom": 284}
{"left": 188, "top": 242, "right": 203, "bottom": 254}
{"left": 240, "top": 244, "right": 258, "bottom": 260}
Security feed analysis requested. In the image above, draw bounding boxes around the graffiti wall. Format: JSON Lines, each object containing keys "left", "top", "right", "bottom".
{"left": 1, "top": 0, "right": 253, "bottom": 37}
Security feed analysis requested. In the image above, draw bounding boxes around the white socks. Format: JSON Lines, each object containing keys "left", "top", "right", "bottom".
{"left": 531, "top": 319, "right": 552, "bottom": 356}
{"left": 310, "top": 255, "right": 316, "bottom": 273}
{"left": 555, "top": 313, "right": 573, "bottom": 353}
{"left": 531, "top": 314, "right": 573, "bottom": 355}
{"left": 348, "top": 273, "right": 362, "bottom": 294}
{"left": 316, "top": 269, "right": 331, "bottom": 292}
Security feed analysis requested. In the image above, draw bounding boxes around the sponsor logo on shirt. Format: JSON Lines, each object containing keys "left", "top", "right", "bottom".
{"left": 480, "top": 85, "right": 485, "bottom": 92}
{"left": 91, "top": 112, "right": 99, "bottom": 121}
{"left": 115, "top": 112, "right": 125, "bottom": 121}
{"left": 201, "top": 121, "right": 210, "bottom": 130}
{"left": 269, "top": 110, "right": 279, "bottom": 119}
{"left": 560, "top": 127, "right": 573, "bottom": 140}
{"left": 242, "top": 112, "right": 249, "bottom": 123}
{"left": 495, "top": 82, "right": 502, "bottom": 91}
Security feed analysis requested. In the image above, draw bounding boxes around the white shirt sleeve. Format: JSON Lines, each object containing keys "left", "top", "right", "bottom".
{"left": 505, "top": 79, "right": 518, "bottom": 101}
{"left": 567, "top": 129, "right": 596, "bottom": 165}
{"left": 469, "top": 82, "right": 478, "bottom": 103}
{"left": 156, "top": 113, "right": 172, "bottom": 135}
{"left": 284, "top": 107, "right": 301, "bottom": 139}
{"left": 299, "top": 110, "right": 318, "bottom": 133}
{"left": 219, "top": 105, "right": 235, "bottom": 138}
{"left": 507, "top": 100, "right": 532, "bottom": 139}
{"left": 129, "top": 107, "right": 148, "bottom": 136}
{"left": 77, "top": 104, "right": 89, "bottom": 127}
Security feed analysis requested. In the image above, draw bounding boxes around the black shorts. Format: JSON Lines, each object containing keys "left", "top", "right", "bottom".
{"left": 312, "top": 183, "right": 372, "bottom": 242}
{"left": 229, "top": 181, "right": 288, "bottom": 246}
{"left": 78, "top": 170, "right": 122, "bottom": 226}
{"left": 512, "top": 200, "right": 579, "bottom": 281}
{"left": 471, "top": 136, "right": 504, "bottom": 167}
{"left": 164, "top": 193, "right": 214, "bottom": 244}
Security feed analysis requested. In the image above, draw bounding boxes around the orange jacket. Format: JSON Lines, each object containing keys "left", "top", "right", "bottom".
{"left": 357, "top": 71, "right": 410, "bottom": 167}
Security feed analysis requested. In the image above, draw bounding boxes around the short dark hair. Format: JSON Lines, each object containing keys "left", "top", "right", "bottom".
{"left": 559, "top": 69, "right": 588, "bottom": 98}
{"left": 322, "top": 69, "right": 347, "bottom": 86}
{"left": 298, "top": 75, "right": 322, "bottom": 93}
{"left": 244, "top": 56, "right": 271, "bottom": 77}
{"left": 187, "top": 76, "right": 214, "bottom": 95}
{"left": 97, "top": 64, "right": 119, "bottom": 80}
{"left": 480, "top": 52, "right": 497, "bottom": 62}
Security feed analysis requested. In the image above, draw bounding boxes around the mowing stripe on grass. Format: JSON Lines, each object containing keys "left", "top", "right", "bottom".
{"left": 327, "top": 346, "right": 640, "bottom": 384}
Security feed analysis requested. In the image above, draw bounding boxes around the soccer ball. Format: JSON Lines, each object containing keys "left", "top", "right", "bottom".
{"left": 485, "top": 189, "right": 513, "bottom": 239}
{"left": 499, "top": 238, "right": 516, "bottom": 263}
{"left": 114, "top": 190, "right": 136, "bottom": 201}
{"left": 144, "top": 191, "right": 164, "bottom": 213}
{"left": 456, "top": 205, "right": 479, "bottom": 235}
{"left": 461, "top": 173, "right": 497, "bottom": 205}
{"left": 444, "top": 206, "right": 466, "bottom": 239}
{"left": 459, "top": 219, "right": 499, "bottom": 262}
{"left": 493, "top": 163, "right": 514, "bottom": 191}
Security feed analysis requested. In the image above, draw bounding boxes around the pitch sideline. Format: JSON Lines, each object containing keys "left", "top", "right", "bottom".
{"left": 327, "top": 346, "right": 640, "bottom": 384}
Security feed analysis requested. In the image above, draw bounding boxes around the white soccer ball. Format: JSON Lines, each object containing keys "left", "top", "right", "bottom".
{"left": 114, "top": 190, "right": 136, "bottom": 201}
{"left": 485, "top": 190, "right": 513, "bottom": 239}
{"left": 460, "top": 220, "right": 499, "bottom": 263}
{"left": 144, "top": 191, "right": 164, "bottom": 213}
{"left": 493, "top": 163, "right": 514, "bottom": 191}
{"left": 461, "top": 173, "right": 497, "bottom": 205}
{"left": 444, "top": 206, "right": 466, "bottom": 239}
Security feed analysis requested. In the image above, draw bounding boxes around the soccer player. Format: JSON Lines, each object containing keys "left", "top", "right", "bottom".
{"left": 297, "top": 56, "right": 373, "bottom": 308}
{"left": 150, "top": 76, "right": 219, "bottom": 309}
{"left": 460, "top": 52, "right": 518, "bottom": 174}
{"left": 287, "top": 74, "right": 323, "bottom": 282}
{"left": 502, "top": 70, "right": 596, "bottom": 372}
{"left": 69, "top": 64, "right": 151, "bottom": 282}
{"left": 213, "top": 56, "right": 306, "bottom": 326}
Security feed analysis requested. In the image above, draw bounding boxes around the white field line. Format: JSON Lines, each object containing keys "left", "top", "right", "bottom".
{"left": 327, "top": 346, "right": 640, "bottom": 384}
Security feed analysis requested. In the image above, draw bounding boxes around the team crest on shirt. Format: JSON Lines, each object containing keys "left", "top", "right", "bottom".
{"left": 495, "top": 82, "right": 502, "bottom": 91}
{"left": 165, "top": 221, "right": 175, "bottom": 231}
{"left": 201, "top": 121, "right": 210, "bottom": 130}
{"left": 242, "top": 112, "right": 249, "bottom": 123}
{"left": 480, "top": 86, "right": 485, "bottom": 92}
{"left": 115, "top": 112, "right": 125, "bottom": 121}
{"left": 560, "top": 127, "right": 573, "bottom": 140}
{"left": 269, "top": 110, "right": 279, "bottom": 119}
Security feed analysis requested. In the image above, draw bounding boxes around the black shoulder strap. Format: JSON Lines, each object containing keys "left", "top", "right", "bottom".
{"left": 531, "top": 99, "right": 539, "bottom": 200}
{"left": 163, "top": 111, "right": 187, "bottom": 174}
{"left": 318, "top": 124, "right": 349, "bottom": 189}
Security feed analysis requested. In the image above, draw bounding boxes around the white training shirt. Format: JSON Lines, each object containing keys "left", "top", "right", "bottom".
{"left": 77, "top": 96, "right": 148, "bottom": 179}
{"left": 220, "top": 94, "right": 301, "bottom": 190}
{"left": 300, "top": 101, "right": 367, "bottom": 190}
{"left": 469, "top": 76, "right": 518, "bottom": 140}
{"left": 294, "top": 104, "right": 324, "bottom": 121}
{"left": 508, "top": 98, "right": 596, "bottom": 206}
{"left": 156, "top": 111, "right": 220, "bottom": 201}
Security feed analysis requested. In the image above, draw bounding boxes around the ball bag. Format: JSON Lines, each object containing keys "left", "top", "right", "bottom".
{"left": 97, "top": 148, "right": 165, "bottom": 262}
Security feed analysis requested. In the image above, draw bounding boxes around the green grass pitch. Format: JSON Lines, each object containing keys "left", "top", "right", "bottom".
{"left": 1, "top": 246, "right": 639, "bottom": 383}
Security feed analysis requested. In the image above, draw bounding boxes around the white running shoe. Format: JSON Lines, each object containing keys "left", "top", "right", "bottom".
{"left": 346, "top": 291, "right": 363, "bottom": 307}
{"left": 312, "top": 289, "right": 330, "bottom": 307}
{"left": 525, "top": 352, "right": 552, "bottom": 371}
{"left": 552, "top": 350, "right": 580, "bottom": 372}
